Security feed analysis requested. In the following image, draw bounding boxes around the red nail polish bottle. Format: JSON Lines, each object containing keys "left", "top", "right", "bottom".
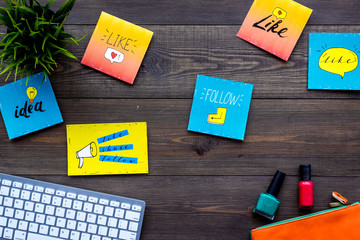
{"left": 299, "top": 165, "right": 313, "bottom": 209}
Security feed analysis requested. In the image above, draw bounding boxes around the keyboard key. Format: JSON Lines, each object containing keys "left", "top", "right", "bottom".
{"left": 45, "top": 188, "right": 55, "bottom": 195}
{"left": 108, "top": 228, "right": 119, "bottom": 238}
{"left": 129, "top": 222, "right": 139, "bottom": 232}
{"left": 23, "top": 184, "right": 33, "bottom": 191}
{"left": 55, "top": 207, "right": 65, "bottom": 217}
{"left": 77, "top": 195, "right": 87, "bottom": 201}
{"left": 132, "top": 205, "right": 142, "bottom": 211}
{"left": 84, "top": 203, "right": 93, "bottom": 212}
{"left": 12, "top": 182, "right": 22, "bottom": 188}
{"left": 56, "top": 218, "right": 66, "bottom": 228}
{"left": 42, "top": 194, "right": 52, "bottom": 204}
{"left": 49, "top": 226, "right": 60, "bottom": 237}
{"left": 14, "top": 209, "right": 25, "bottom": 220}
{"left": 10, "top": 188, "right": 20, "bottom": 198}
{"left": 88, "top": 224, "right": 97, "bottom": 234}
{"left": 108, "top": 217, "right": 117, "bottom": 227}
{"left": 28, "top": 223, "right": 38, "bottom": 232}
{"left": 25, "top": 212, "right": 35, "bottom": 221}
{"left": 28, "top": 232, "right": 63, "bottom": 240}
{"left": 99, "top": 199, "right": 109, "bottom": 205}
{"left": 45, "top": 205, "right": 55, "bottom": 215}
{"left": 8, "top": 219, "right": 17, "bottom": 228}
{"left": 20, "top": 190, "right": 30, "bottom": 200}
{"left": 67, "top": 220, "right": 77, "bottom": 230}
{"left": 67, "top": 192, "right": 77, "bottom": 199}
{"left": 81, "top": 232, "right": 90, "bottom": 240}
{"left": 35, "top": 214, "right": 46, "bottom": 224}
{"left": 4, "top": 208, "right": 14, "bottom": 217}
{"left": 76, "top": 211, "right": 86, "bottom": 221}
{"left": 55, "top": 190, "right": 65, "bottom": 197}
{"left": 0, "top": 186, "right": 10, "bottom": 196}
{"left": 115, "top": 208, "right": 125, "bottom": 218}
{"left": 14, "top": 199, "right": 24, "bottom": 209}
{"left": 97, "top": 216, "right": 107, "bottom": 225}
{"left": 118, "top": 219, "right": 128, "bottom": 229}
{"left": 2, "top": 180, "right": 12, "bottom": 186}
{"left": 18, "top": 221, "right": 28, "bottom": 230}
{"left": 70, "top": 230, "right": 80, "bottom": 240}
{"left": 3, "top": 228, "right": 13, "bottom": 239}
{"left": 98, "top": 226, "right": 108, "bottom": 236}
{"left": 62, "top": 198, "right": 73, "bottom": 208}
{"left": 35, "top": 203, "right": 45, "bottom": 213}
{"left": 34, "top": 186, "right": 44, "bottom": 192}
{"left": 31, "top": 192, "right": 41, "bottom": 202}
{"left": 86, "top": 213, "right": 96, "bottom": 223}
{"left": 94, "top": 204, "right": 104, "bottom": 214}
{"left": 52, "top": 196, "right": 62, "bottom": 206}
{"left": 24, "top": 201, "right": 34, "bottom": 211}
{"left": 0, "top": 206, "right": 3, "bottom": 215}
{"left": 0, "top": 217, "right": 8, "bottom": 227}
{"left": 119, "top": 230, "right": 137, "bottom": 240}
{"left": 104, "top": 206, "right": 114, "bottom": 216}
{"left": 73, "top": 200, "right": 83, "bottom": 210}
{"left": 60, "top": 229, "right": 70, "bottom": 238}
{"left": 66, "top": 209, "right": 76, "bottom": 219}
{"left": 125, "top": 210, "right": 141, "bottom": 221}
{"left": 121, "top": 203, "right": 131, "bottom": 209}
{"left": 46, "top": 216, "right": 56, "bottom": 226}
{"left": 88, "top": 197, "right": 98, "bottom": 203}
{"left": 39, "top": 224, "right": 49, "bottom": 235}
{"left": 110, "top": 200, "right": 120, "bottom": 207}
{"left": 14, "top": 230, "right": 26, "bottom": 240}
{"left": 3, "top": 197, "right": 13, "bottom": 207}
{"left": 77, "top": 222, "right": 87, "bottom": 232}
{"left": 91, "top": 236, "right": 101, "bottom": 240}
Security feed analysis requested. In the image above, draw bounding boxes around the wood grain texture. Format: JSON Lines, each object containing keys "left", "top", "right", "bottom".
{"left": 1, "top": 25, "right": 356, "bottom": 99}
{"left": 0, "top": 99, "right": 359, "bottom": 176}
{"left": 0, "top": 1, "right": 359, "bottom": 239}
{"left": 15, "top": 174, "right": 360, "bottom": 240}
{"left": 12, "top": 0, "right": 360, "bottom": 25}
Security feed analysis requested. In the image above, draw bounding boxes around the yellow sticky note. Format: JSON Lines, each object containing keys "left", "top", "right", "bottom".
{"left": 66, "top": 122, "right": 148, "bottom": 176}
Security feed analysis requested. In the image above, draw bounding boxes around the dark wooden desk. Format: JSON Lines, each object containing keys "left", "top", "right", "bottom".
{"left": 0, "top": 0, "right": 360, "bottom": 239}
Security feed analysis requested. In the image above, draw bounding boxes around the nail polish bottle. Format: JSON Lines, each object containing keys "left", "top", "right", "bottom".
{"left": 254, "top": 170, "right": 286, "bottom": 220}
{"left": 299, "top": 164, "right": 313, "bottom": 209}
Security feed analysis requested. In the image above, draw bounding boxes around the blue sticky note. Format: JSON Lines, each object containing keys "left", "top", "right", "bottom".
{"left": 308, "top": 33, "right": 360, "bottom": 90}
{"left": 0, "top": 72, "right": 63, "bottom": 139}
{"left": 188, "top": 75, "right": 253, "bottom": 140}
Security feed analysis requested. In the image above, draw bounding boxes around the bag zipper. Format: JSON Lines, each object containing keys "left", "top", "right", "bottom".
{"left": 254, "top": 202, "right": 359, "bottom": 230}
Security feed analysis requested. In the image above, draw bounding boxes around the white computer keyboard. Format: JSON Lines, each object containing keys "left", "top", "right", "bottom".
{"left": 0, "top": 173, "right": 146, "bottom": 240}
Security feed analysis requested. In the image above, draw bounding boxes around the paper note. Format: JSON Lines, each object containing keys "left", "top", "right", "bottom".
{"left": 81, "top": 12, "right": 153, "bottom": 84}
{"left": 0, "top": 72, "right": 63, "bottom": 139}
{"left": 308, "top": 33, "right": 360, "bottom": 90}
{"left": 67, "top": 122, "right": 148, "bottom": 176}
{"left": 237, "top": 0, "right": 312, "bottom": 61}
{"left": 188, "top": 75, "right": 253, "bottom": 140}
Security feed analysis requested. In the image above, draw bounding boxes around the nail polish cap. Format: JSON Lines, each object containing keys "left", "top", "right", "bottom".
{"left": 300, "top": 165, "right": 311, "bottom": 181}
{"left": 266, "top": 170, "right": 286, "bottom": 197}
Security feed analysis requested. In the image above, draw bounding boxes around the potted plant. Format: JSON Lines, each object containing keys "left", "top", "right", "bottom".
{"left": 0, "top": 0, "right": 83, "bottom": 83}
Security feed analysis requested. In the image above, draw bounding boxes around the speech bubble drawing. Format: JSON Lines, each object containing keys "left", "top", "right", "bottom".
{"left": 104, "top": 48, "right": 124, "bottom": 64}
{"left": 319, "top": 48, "right": 358, "bottom": 78}
{"left": 273, "top": 7, "right": 287, "bottom": 19}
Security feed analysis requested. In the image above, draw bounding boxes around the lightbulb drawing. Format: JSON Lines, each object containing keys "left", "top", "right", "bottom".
{"left": 76, "top": 142, "right": 97, "bottom": 168}
{"left": 26, "top": 87, "right": 37, "bottom": 103}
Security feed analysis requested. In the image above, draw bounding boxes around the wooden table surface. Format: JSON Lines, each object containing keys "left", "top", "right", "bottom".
{"left": 1, "top": 0, "right": 360, "bottom": 239}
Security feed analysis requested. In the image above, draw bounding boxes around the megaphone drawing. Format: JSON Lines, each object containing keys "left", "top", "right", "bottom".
{"left": 76, "top": 142, "right": 97, "bottom": 168}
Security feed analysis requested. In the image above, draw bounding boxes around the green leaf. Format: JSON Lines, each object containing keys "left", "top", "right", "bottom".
{"left": 48, "top": 42, "right": 77, "bottom": 59}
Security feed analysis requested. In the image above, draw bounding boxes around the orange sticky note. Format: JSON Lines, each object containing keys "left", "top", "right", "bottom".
{"left": 237, "top": 0, "right": 312, "bottom": 61}
{"left": 81, "top": 12, "right": 153, "bottom": 84}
